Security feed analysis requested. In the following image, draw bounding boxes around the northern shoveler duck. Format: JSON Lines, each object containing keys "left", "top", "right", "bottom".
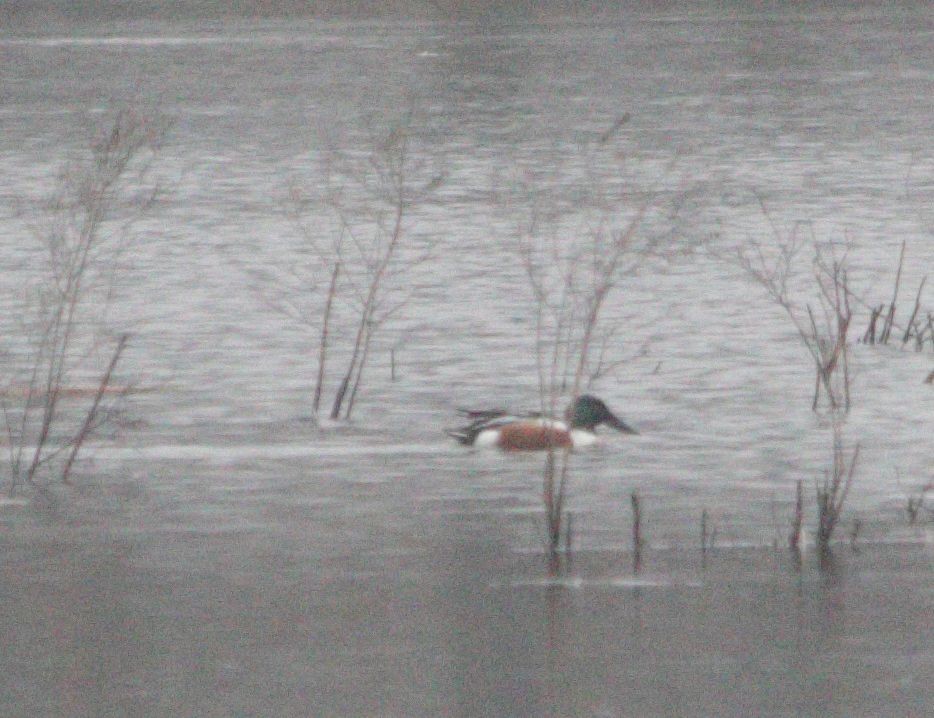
{"left": 447, "top": 394, "right": 637, "bottom": 451}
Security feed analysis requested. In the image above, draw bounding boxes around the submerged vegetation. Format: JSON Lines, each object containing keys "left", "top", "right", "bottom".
{"left": 0, "top": 105, "right": 928, "bottom": 576}
{"left": 861, "top": 241, "right": 934, "bottom": 354}
{"left": 2, "top": 16, "right": 933, "bottom": 718}
{"left": 708, "top": 200, "right": 934, "bottom": 560}
{"left": 712, "top": 207, "right": 864, "bottom": 558}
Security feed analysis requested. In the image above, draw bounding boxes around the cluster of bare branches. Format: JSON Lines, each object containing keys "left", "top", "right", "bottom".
{"left": 716, "top": 214, "right": 854, "bottom": 413}
{"left": 511, "top": 167, "right": 658, "bottom": 405}
{"left": 862, "top": 241, "right": 933, "bottom": 353}
{"left": 256, "top": 120, "right": 440, "bottom": 422}
{"left": 2, "top": 108, "right": 164, "bottom": 495}
{"left": 815, "top": 417, "right": 860, "bottom": 554}
{"left": 500, "top": 131, "right": 664, "bottom": 564}
{"left": 711, "top": 200, "right": 864, "bottom": 559}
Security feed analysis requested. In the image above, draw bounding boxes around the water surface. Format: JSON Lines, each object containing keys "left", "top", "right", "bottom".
{"left": 1, "top": 4, "right": 932, "bottom": 715}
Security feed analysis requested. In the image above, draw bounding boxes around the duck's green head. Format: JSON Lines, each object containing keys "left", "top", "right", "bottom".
{"left": 568, "top": 395, "right": 638, "bottom": 434}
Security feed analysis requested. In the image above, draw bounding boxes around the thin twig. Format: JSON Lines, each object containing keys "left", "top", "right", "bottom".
{"left": 61, "top": 334, "right": 128, "bottom": 484}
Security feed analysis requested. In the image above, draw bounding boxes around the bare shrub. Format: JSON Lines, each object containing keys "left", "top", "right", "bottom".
{"left": 252, "top": 118, "right": 440, "bottom": 422}
{"left": 711, "top": 200, "right": 864, "bottom": 558}
{"left": 712, "top": 206, "right": 854, "bottom": 413}
{"left": 498, "top": 128, "right": 668, "bottom": 561}
{"left": 1, "top": 108, "right": 165, "bottom": 495}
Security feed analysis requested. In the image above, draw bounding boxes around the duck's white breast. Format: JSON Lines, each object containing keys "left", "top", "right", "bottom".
{"left": 569, "top": 429, "right": 598, "bottom": 448}
{"left": 474, "top": 428, "right": 503, "bottom": 448}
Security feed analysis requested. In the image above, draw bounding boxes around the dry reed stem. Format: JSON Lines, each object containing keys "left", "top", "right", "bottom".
{"left": 631, "top": 491, "right": 643, "bottom": 572}
{"left": 816, "top": 427, "right": 860, "bottom": 555}
{"left": 880, "top": 240, "right": 906, "bottom": 344}
{"left": 789, "top": 479, "right": 804, "bottom": 554}
{"left": 60, "top": 334, "right": 128, "bottom": 484}
{"left": 902, "top": 276, "right": 927, "bottom": 344}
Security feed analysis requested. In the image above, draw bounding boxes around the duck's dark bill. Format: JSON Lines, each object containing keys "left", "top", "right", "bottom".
{"left": 607, "top": 413, "right": 638, "bottom": 434}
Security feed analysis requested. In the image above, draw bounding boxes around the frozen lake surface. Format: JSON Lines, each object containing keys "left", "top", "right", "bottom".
{"left": 1, "top": 3, "right": 932, "bottom": 715}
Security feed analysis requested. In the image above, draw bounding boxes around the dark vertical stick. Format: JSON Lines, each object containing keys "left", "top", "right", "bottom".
{"left": 563, "top": 510, "right": 573, "bottom": 573}
{"left": 344, "top": 319, "right": 374, "bottom": 420}
{"left": 631, "top": 491, "right": 642, "bottom": 573}
{"left": 881, "top": 240, "right": 906, "bottom": 344}
{"left": 789, "top": 479, "right": 803, "bottom": 554}
{"left": 543, "top": 450, "right": 561, "bottom": 561}
{"left": 61, "top": 334, "right": 129, "bottom": 484}
{"left": 811, "top": 365, "right": 821, "bottom": 412}
{"left": 902, "top": 276, "right": 926, "bottom": 345}
{"left": 313, "top": 258, "right": 340, "bottom": 416}
{"left": 863, "top": 305, "right": 879, "bottom": 344}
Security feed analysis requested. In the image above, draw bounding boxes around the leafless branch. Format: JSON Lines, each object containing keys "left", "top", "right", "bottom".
{"left": 2, "top": 108, "right": 161, "bottom": 493}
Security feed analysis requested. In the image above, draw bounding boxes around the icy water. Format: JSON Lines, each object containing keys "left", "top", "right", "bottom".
{"left": 1, "top": 4, "right": 933, "bottom": 716}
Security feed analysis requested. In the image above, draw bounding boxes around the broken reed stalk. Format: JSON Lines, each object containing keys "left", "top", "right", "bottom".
{"left": 789, "top": 479, "right": 804, "bottom": 554}
{"left": 816, "top": 434, "right": 860, "bottom": 556}
{"left": 563, "top": 511, "right": 574, "bottom": 559}
{"left": 543, "top": 449, "right": 560, "bottom": 556}
{"left": 863, "top": 304, "right": 884, "bottom": 344}
{"left": 541, "top": 447, "right": 574, "bottom": 574}
{"left": 312, "top": 255, "right": 341, "bottom": 416}
{"left": 631, "top": 491, "right": 643, "bottom": 572}
{"left": 864, "top": 241, "right": 934, "bottom": 349}
{"left": 902, "top": 275, "right": 927, "bottom": 345}
{"left": 879, "top": 240, "right": 905, "bottom": 344}
{"left": 914, "top": 313, "right": 933, "bottom": 351}
{"left": 343, "top": 317, "right": 377, "bottom": 420}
